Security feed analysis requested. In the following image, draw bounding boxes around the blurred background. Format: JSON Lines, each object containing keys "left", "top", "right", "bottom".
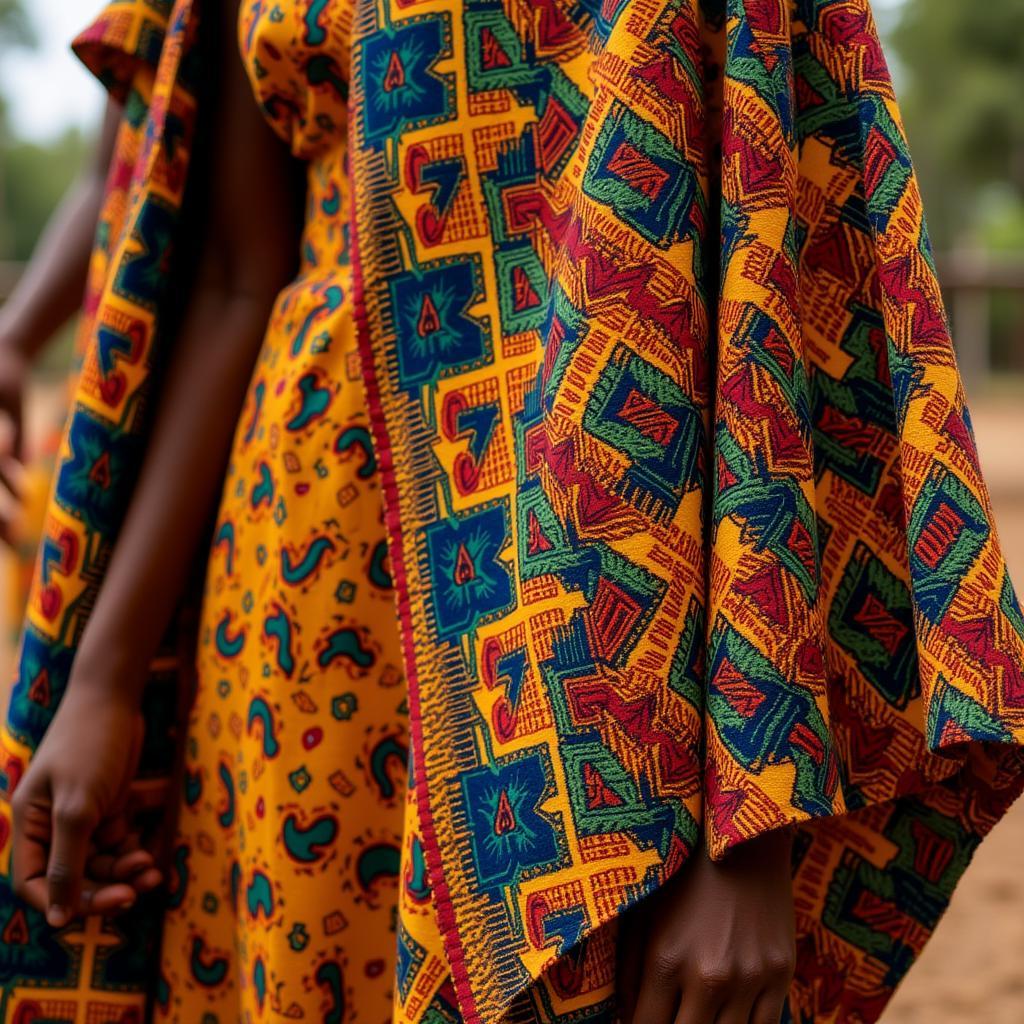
{"left": 1, "top": 0, "right": 1024, "bottom": 1020}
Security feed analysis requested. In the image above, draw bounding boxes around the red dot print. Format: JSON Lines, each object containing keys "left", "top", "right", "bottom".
{"left": 303, "top": 727, "right": 323, "bottom": 750}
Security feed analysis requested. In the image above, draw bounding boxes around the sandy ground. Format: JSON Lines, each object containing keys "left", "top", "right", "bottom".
{"left": 1, "top": 384, "right": 1023, "bottom": 1020}
{"left": 882, "top": 399, "right": 1024, "bottom": 1023}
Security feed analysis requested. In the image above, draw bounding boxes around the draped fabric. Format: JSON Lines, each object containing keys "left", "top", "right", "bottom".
{"left": 1, "top": 1, "right": 1024, "bottom": 1022}
{"left": 0, "top": 1, "right": 200, "bottom": 1016}
{"left": 351, "top": 0, "right": 1024, "bottom": 1019}
{"left": 4, "top": 1, "right": 169, "bottom": 642}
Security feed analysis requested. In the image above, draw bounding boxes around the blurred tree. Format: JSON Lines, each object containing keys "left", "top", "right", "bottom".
{"left": 890, "top": 0, "right": 1024, "bottom": 249}
{"left": 0, "top": 0, "right": 37, "bottom": 254}
{"left": 0, "top": 0, "right": 89, "bottom": 267}
{"left": 0, "top": 0, "right": 34, "bottom": 49}
{"left": 2, "top": 129, "right": 90, "bottom": 260}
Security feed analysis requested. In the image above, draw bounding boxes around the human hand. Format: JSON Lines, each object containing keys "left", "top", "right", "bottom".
{"left": 9, "top": 684, "right": 164, "bottom": 927}
{"left": 618, "top": 828, "right": 795, "bottom": 1024}
{"left": 0, "top": 322, "right": 30, "bottom": 544}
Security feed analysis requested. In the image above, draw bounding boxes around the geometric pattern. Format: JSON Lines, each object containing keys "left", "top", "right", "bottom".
{"left": 0, "top": 1, "right": 194, "bottom": 1019}
{"left": 348, "top": 0, "right": 1024, "bottom": 1021}
{"left": 1, "top": 2, "right": 1023, "bottom": 1024}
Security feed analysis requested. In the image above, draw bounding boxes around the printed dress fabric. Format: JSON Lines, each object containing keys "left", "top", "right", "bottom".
{"left": 1, "top": 0, "right": 1024, "bottom": 1022}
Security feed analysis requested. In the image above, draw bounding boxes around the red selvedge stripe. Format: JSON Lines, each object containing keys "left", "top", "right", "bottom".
{"left": 347, "top": 102, "right": 483, "bottom": 1024}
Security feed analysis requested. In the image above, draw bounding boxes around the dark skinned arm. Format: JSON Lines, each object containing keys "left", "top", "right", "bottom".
{"left": 620, "top": 827, "right": 796, "bottom": 1024}
{"left": 0, "top": 99, "right": 122, "bottom": 534}
{"left": 10, "top": 0, "right": 303, "bottom": 928}
{"left": 0, "top": 98, "right": 122, "bottom": 365}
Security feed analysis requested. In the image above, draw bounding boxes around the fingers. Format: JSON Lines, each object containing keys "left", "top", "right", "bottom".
{"left": 630, "top": 953, "right": 683, "bottom": 1024}
{"left": 616, "top": 911, "right": 644, "bottom": 1023}
{"left": 749, "top": 985, "right": 790, "bottom": 1024}
{"left": 131, "top": 867, "right": 165, "bottom": 893}
{"left": 81, "top": 880, "right": 140, "bottom": 915}
{"left": 46, "top": 798, "right": 98, "bottom": 927}
{"left": 670, "top": 973, "right": 721, "bottom": 1024}
{"left": 87, "top": 846, "right": 162, "bottom": 890}
{"left": 698, "top": 988, "right": 756, "bottom": 1024}
{"left": 13, "top": 803, "right": 155, "bottom": 924}
{"left": 0, "top": 452, "right": 24, "bottom": 500}
{"left": 0, "top": 454, "right": 24, "bottom": 548}
{"left": 9, "top": 777, "right": 52, "bottom": 909}
{"left": 93, "top": 815, "right": 133, "bottom": 852}
{"left": 0, "top": 403, "right": 23, "bottom": 464}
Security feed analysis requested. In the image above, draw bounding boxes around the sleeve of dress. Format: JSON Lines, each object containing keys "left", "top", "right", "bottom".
{"left": 702, "top": 0, "right": 1024, "bottom": 861}
{"left": 70, "top": 0, "right": 172, "bottom": 103}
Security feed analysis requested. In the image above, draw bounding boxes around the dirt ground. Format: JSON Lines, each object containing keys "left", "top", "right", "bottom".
{"left": 2, "top": 385, "right": 1024, "bottom": 1020}
{"left": 883, "top": 398, "right": 1024, "bottom": 1023}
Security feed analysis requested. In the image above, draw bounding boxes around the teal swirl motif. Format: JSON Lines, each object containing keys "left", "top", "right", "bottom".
{"left": 404, "top": 835, "right": 431, "bottom": 903}
{"left": 369, "top": 735, "right": 407, "bottom": 800}
{"left": 212, "top": 520, "right": 234, "bottom": 575}
{"left": 167, "top": 844, "right": 190, "bottom": 910}
{"left": 368, "top": 539, "right": 392, "bottom": 589}
{"left": 246, "top": 871, "right": 274, "bottom": 920}
{"left": 253, "top": 957, "right": 267, "bottom": 1011}
{"left": 246, "top": 697, "right": 280, "bottom": 758}
{"left": 190, "top": 937, "right": 229, "bottom": 988}
{"left": 217, "top": 762, "right": 234, "bottom": 828}
{"left": 214, "top": 612, "right": 245, "bottom": 658}
{"left": 334, "top": 425, "right": 376, "bottom": 478}
{"left": 251, "top": 461, "right": 274, "bottom": 508}
{"left": 303, "top": 0, "right": 329, "bottom": 44}
{"left": 314, "top": 961, "right": 345, "bottom": 1024}
{"left": 264, "top": 604, "right": 295, "bottom": 676}
{"left": 317, "top": 627, "right": 374, "bottom": 670}
{"left": 281, "top": 812, "right": 338, "bottom": 864}
{"left": 281, "top": 536, "right": 335, "bottom": 584}
{"left": 285, "top": 372, "right": 332, "bottom": 431}
{"left": 357, "top": 841, "right": 401, "bottom": 895}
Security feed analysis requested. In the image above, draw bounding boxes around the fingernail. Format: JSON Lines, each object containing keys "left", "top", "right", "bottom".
{"left": 118, "top": 896, "right": 136, "bottom": 910}
{"left": 47, "top": 905, "right": 69, "bottom": 928}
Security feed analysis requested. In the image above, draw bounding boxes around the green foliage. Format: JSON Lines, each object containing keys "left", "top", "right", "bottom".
{"left": 889, "top": 0, "right": 1024, "bottom": 248}
{"left": 1, "top": 129, "right": 90, "bottom": 260}
{"left": 0, "top": 0, "right": 35, "bottom": 49}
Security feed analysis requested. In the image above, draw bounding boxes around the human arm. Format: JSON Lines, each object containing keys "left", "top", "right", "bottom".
{"left": 9, "top": 0, "right": 304, "bottom": 927}
{"left": 0, "top": 99, "right": 122, "bottom": 535}
{"left": 619, "top": 828, "right": 796, "bottom": 1024}
{"left": 0, "top": 97, "right": 122, "bottom": 367}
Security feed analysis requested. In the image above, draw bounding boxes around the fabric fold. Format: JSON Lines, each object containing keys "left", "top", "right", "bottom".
{"left": 348, "top": 0, "right": 1024, "bottom": 1021}
{"left": 71, "top": 0, "right": 173, "bottom": 104}
{"left": 0, "top": 0, "right": 202, "bottom": 1011}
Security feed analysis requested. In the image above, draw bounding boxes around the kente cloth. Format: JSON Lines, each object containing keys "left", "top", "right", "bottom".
{"left": 2, "top": 1, "right": 1024, "bottom": 1023}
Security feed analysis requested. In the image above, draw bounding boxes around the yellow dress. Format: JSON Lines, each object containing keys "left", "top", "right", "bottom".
{"left": 155, "top": 2, "right": 414, "bottom": 1018}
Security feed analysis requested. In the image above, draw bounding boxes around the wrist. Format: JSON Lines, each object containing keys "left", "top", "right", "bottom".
{"left": 712, "top": 824, "right": 794, "bottom": 873}
{"left": 68, "top": 631, "right": 150, "bottom": 708}
{"left": 0, "top": 311, "right": 35, "bottom": 364}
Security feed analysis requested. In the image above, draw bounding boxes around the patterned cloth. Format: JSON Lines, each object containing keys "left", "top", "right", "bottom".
{"left": 2, "top": 0, "right": 1024, "bottom": 1023}
{"left": 3, "top": 18, "right": 149, "bottom": 645}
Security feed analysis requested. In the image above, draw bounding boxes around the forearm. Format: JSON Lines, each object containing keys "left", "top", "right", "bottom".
{"left": 70, "top": 284, "right": 270, "bottom": 702}
{"left": 0, "top": 178, "right": 105, "bottom": 354}
{"left": 0, "top": 100, "right": 122, "bottom": 358}
{"left": 55, "top": 0, "right": 299, "bottom": 704}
